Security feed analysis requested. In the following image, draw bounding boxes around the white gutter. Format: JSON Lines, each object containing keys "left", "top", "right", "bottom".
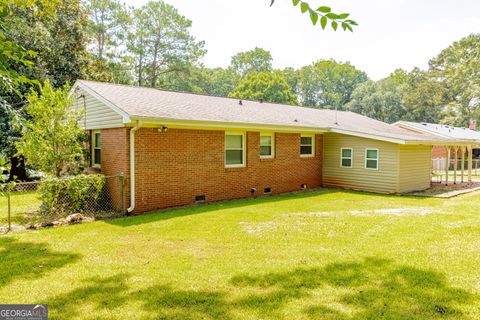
{"left": 127, "top": 121, "right": 140, "bottom": 213}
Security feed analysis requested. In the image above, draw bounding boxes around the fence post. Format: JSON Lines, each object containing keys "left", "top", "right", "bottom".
{"left": 120, "top": 174, "right": 126, "bottom": 214}
{"left": 7, "top": 193, "right": 11, "bottom": 232}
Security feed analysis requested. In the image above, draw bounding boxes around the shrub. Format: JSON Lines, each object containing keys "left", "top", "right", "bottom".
{"left": 39, "top": 174, "right": 105, "bottom": 217}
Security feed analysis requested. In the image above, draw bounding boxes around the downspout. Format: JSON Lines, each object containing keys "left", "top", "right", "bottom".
{"left": 127, "top": 121, "right": 140, "bottom": 213}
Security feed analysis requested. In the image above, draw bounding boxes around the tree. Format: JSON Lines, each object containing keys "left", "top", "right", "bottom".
{"left": 230, "top": 47, "right": 273, "bottom": 78}
{"left": 16, "top": 81, "right": 84, "bottom": 177}
{"left": 346, "top": 78, "right": 406, "bottom": 123}
{"left": 402, "top": 68, "right": 446, "bottom": 123}
{"left": 229, "top": 71, "right": 298, "bottom": 105}
{"left": 1, "top": 0, "right": 104, "bottom": 181}
{"left": 86, "top": 0, "right": 129, "bottom": 60}
{"left": 126, "top": 0, "right": 205, "bottom": 87}
{"left": 298, "top": 60, "right": 368, "bottom": 109}
{"left": 197, "top": 67, "right": 240, "bottom": 97}
{"left": 429, "top": 34, "right": 480, "bottom": 126}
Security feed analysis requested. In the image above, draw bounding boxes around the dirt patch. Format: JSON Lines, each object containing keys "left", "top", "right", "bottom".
{"left": 239, "top": 221, "right": 278, "bottom": 236}
{"left": 350, "top": 207, "right": 441, "bottom": 216}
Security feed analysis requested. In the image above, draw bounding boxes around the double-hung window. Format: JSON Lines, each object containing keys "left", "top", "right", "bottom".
{"left": 225, "top": 133, "right": 245, "bottom": 167}
{"left": 300, "top": 135, "right": 314, "bottom": 157}
{"left": 365, "top": 148, "right": 379, "bottom": 170}
{"left": 92, "top": 131, "right": 101, "bottom": 167}
{"left": 260, "top": 133, "right": 274, "bottom": 158}
{"left": 341, "top": 148, "right": 353, "bottom": 168}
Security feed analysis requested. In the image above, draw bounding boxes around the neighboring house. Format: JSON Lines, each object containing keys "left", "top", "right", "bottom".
{"left": 72, "top": 80, "right": 464, "bottom": 214}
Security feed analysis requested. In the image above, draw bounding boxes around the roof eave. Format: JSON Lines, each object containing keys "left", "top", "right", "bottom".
{"left": 128, "top": 116, "right": 329, "bottom": 133}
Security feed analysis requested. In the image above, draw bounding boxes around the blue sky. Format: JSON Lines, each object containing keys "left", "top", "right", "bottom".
{"left": 123, "top": 0, "right": 480, "bottom": 80}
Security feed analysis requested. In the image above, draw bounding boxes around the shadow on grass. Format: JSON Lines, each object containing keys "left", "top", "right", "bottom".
{"left": 106, "top": 188, "right": 431, "bottom": 228}
{"left": 0, "top": 237, "right": 80, "bottom": 288}
{"left": 231, "top": 257, "right": 474, "bottom": 319}
{"left": 45, "top": 258, "right": 475, "bottom": 319}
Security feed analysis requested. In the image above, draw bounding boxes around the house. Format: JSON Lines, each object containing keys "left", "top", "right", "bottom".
{"left": 72, "top": 80, "right": 466, "bottom": 214}
{"left": 395, "top": 121, "right": 480, "bottom": 184}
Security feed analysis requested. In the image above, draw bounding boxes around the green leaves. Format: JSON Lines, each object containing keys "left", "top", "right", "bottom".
{"left": 309, "top": 10, "right": 318, "bottom": 25}
{"left": 286, "top": 1, "right": 356, "bottom": 31}
{"left": 300, "top": 2, "right": 309, "bottom": 13}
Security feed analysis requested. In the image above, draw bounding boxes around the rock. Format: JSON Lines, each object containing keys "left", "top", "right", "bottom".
{"left": 66, "top": 213, "right": 84, "bottom": 223}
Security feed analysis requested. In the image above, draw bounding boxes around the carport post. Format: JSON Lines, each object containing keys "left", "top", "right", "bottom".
{"left": 453, "top": 147, "right": 458, "bottom": 184}
{"left": 468, "top": 145, "right": 473, "bottom": 182}
{"left": 461, "top": 146, "right": 465, "bottom": 183}
{"left": 445, "top": 146, "right": 450, "bottom": 186}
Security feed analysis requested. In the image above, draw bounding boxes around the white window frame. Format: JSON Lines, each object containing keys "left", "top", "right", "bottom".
{"left": 340, "top": 148, "right": 353, "bottom": 168}
{"left": 365, "top": 148, "right": 379, "bottom": 170}
{"left": 225, "top": 132, "right": 246, "bottom": 168}
{"left": 300, "top": 134, "right": 315, "bottom": 157}
{"left": 259, "top": 132, "right": 275, "bottom": 159}
{"left": 92, "top": 130, "right": 101, "bottom": 168}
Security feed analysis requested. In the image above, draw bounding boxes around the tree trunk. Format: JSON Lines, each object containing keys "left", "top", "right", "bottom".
{"left": 8, "top": 156, "right": 28, "bottom": 182}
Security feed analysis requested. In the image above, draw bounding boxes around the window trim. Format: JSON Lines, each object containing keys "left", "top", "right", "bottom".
{"left": 259, "top": 132, "right": 275, "bottom": 159}
{"left": 225, "top": 131, "right": 246, "bottom": 168}
{"left": 365, "top": 148, "right": 379, "bottom": 170}
{"left": 340, "top": 148, "right": 353, "bottom": 168}
{"left": 300, "top": 134, "right": 315, "bottom": 157}
{"left": 92, "top": 130, "right": 101, "bottom": 168}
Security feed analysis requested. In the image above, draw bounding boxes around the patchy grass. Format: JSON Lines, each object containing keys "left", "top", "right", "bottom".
{"left": 0, "top": 189, "right": 479, "bottom": 319}
{"left": 0, "top": 191, "right": 41, "bottom": 226}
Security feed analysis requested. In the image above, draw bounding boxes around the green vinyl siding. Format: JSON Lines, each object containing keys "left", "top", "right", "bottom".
{"left": 398, "top": 145, "right": 432, "bottom": 193}
{"left": 322, "top": 133, "right": 399, "bottom": 193}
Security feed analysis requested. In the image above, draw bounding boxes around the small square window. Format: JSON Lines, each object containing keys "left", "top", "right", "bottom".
{"left": 300, "top": 135, "right": 314, "bottom": 157}
{"left": 260, "top": 134, "right": 274, "bottom": 158}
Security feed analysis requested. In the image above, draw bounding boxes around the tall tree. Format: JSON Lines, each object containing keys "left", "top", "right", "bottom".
{"left": 126, "top": 0, "right": 205, "bottom": 87}
{"left": 230, "top": 47, "right": 273, "bottom": 78}
{"left": 429, "top": 34, "right": 480, "bottom": 126}
{"left": 346, "top": 78, "right": 406, "bottom": 123}
{"left": 229, "top": 71, "right": 297, "bottom": 105}
{"left": 86, "top": 0, "right": 129, "bottom": 60}
{"left": 402, "top": 68, "right": 446, "bottom": 123}
{"left": 298, "top": 60, "right": 368, "bottom": 109}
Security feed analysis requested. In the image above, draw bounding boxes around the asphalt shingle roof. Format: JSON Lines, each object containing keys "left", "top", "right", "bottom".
{"left": 396, "top": 121, "right": 480, "bottom": 142}
{"left": 77, "top": 80, "right": 455, "bottom": 143}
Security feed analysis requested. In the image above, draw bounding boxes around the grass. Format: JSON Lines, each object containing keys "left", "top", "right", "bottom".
{"left": 0, "top": 191, "right": 42, "bottom": 226}
{"left": 0, "top": 188, "right": 479, "bottom": 319}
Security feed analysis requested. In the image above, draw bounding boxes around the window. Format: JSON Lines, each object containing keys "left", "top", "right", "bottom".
{"left": 365, "top": 148, "right": 379, "bottom": 170}
{"left": 341, "top": 148, "right": 353, "bottom": 168}
{"left": 92, "top": 131, "right": 101, "bottom": 167}
{"left": 300, "top": 135, "right": 314, "bottom": 157}
{"left": 225, "top": 133, "right": 245, "bottom": 167}
{"left": 260, "top": 133, "right": 274, "bottom": 158}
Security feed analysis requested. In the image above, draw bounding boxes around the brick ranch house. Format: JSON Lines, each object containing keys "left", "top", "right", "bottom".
{"left": 72, "top": 80, "right": 467, "bottom": 214}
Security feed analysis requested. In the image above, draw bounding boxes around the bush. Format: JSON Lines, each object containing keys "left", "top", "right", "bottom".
{"left": 39, "top": 174, "right": 105, "bottom": 217}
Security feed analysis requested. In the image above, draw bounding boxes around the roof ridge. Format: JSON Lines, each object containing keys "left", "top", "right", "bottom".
{"left": 77, "top": 79, "right": 348, "bottom": 114}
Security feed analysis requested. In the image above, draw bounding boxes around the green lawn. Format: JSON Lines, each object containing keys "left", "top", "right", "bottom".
{"left": 0, "top": 191, "right": 41, "bottom": 226}
{"left": 0, "top": 189, "right": 479, "bottom": 319}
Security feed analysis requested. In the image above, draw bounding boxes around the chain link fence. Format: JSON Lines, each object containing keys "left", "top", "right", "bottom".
{"left": 0, "top": 175, "right": 125, "bottom": 233}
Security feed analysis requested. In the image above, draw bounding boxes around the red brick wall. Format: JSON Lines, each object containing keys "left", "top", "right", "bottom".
{"left": 100, "top": 128, "right": 130, "bottom": 211}
{"left": 124, "top": 128, "right": 323, "bottom": 213}
{"left": 432, "top": 146, "right": 447, "bottom": 158}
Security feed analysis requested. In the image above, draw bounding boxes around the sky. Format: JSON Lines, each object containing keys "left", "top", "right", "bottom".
{"left": 123, "top": 0, "right": 480, "bottom": 80}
